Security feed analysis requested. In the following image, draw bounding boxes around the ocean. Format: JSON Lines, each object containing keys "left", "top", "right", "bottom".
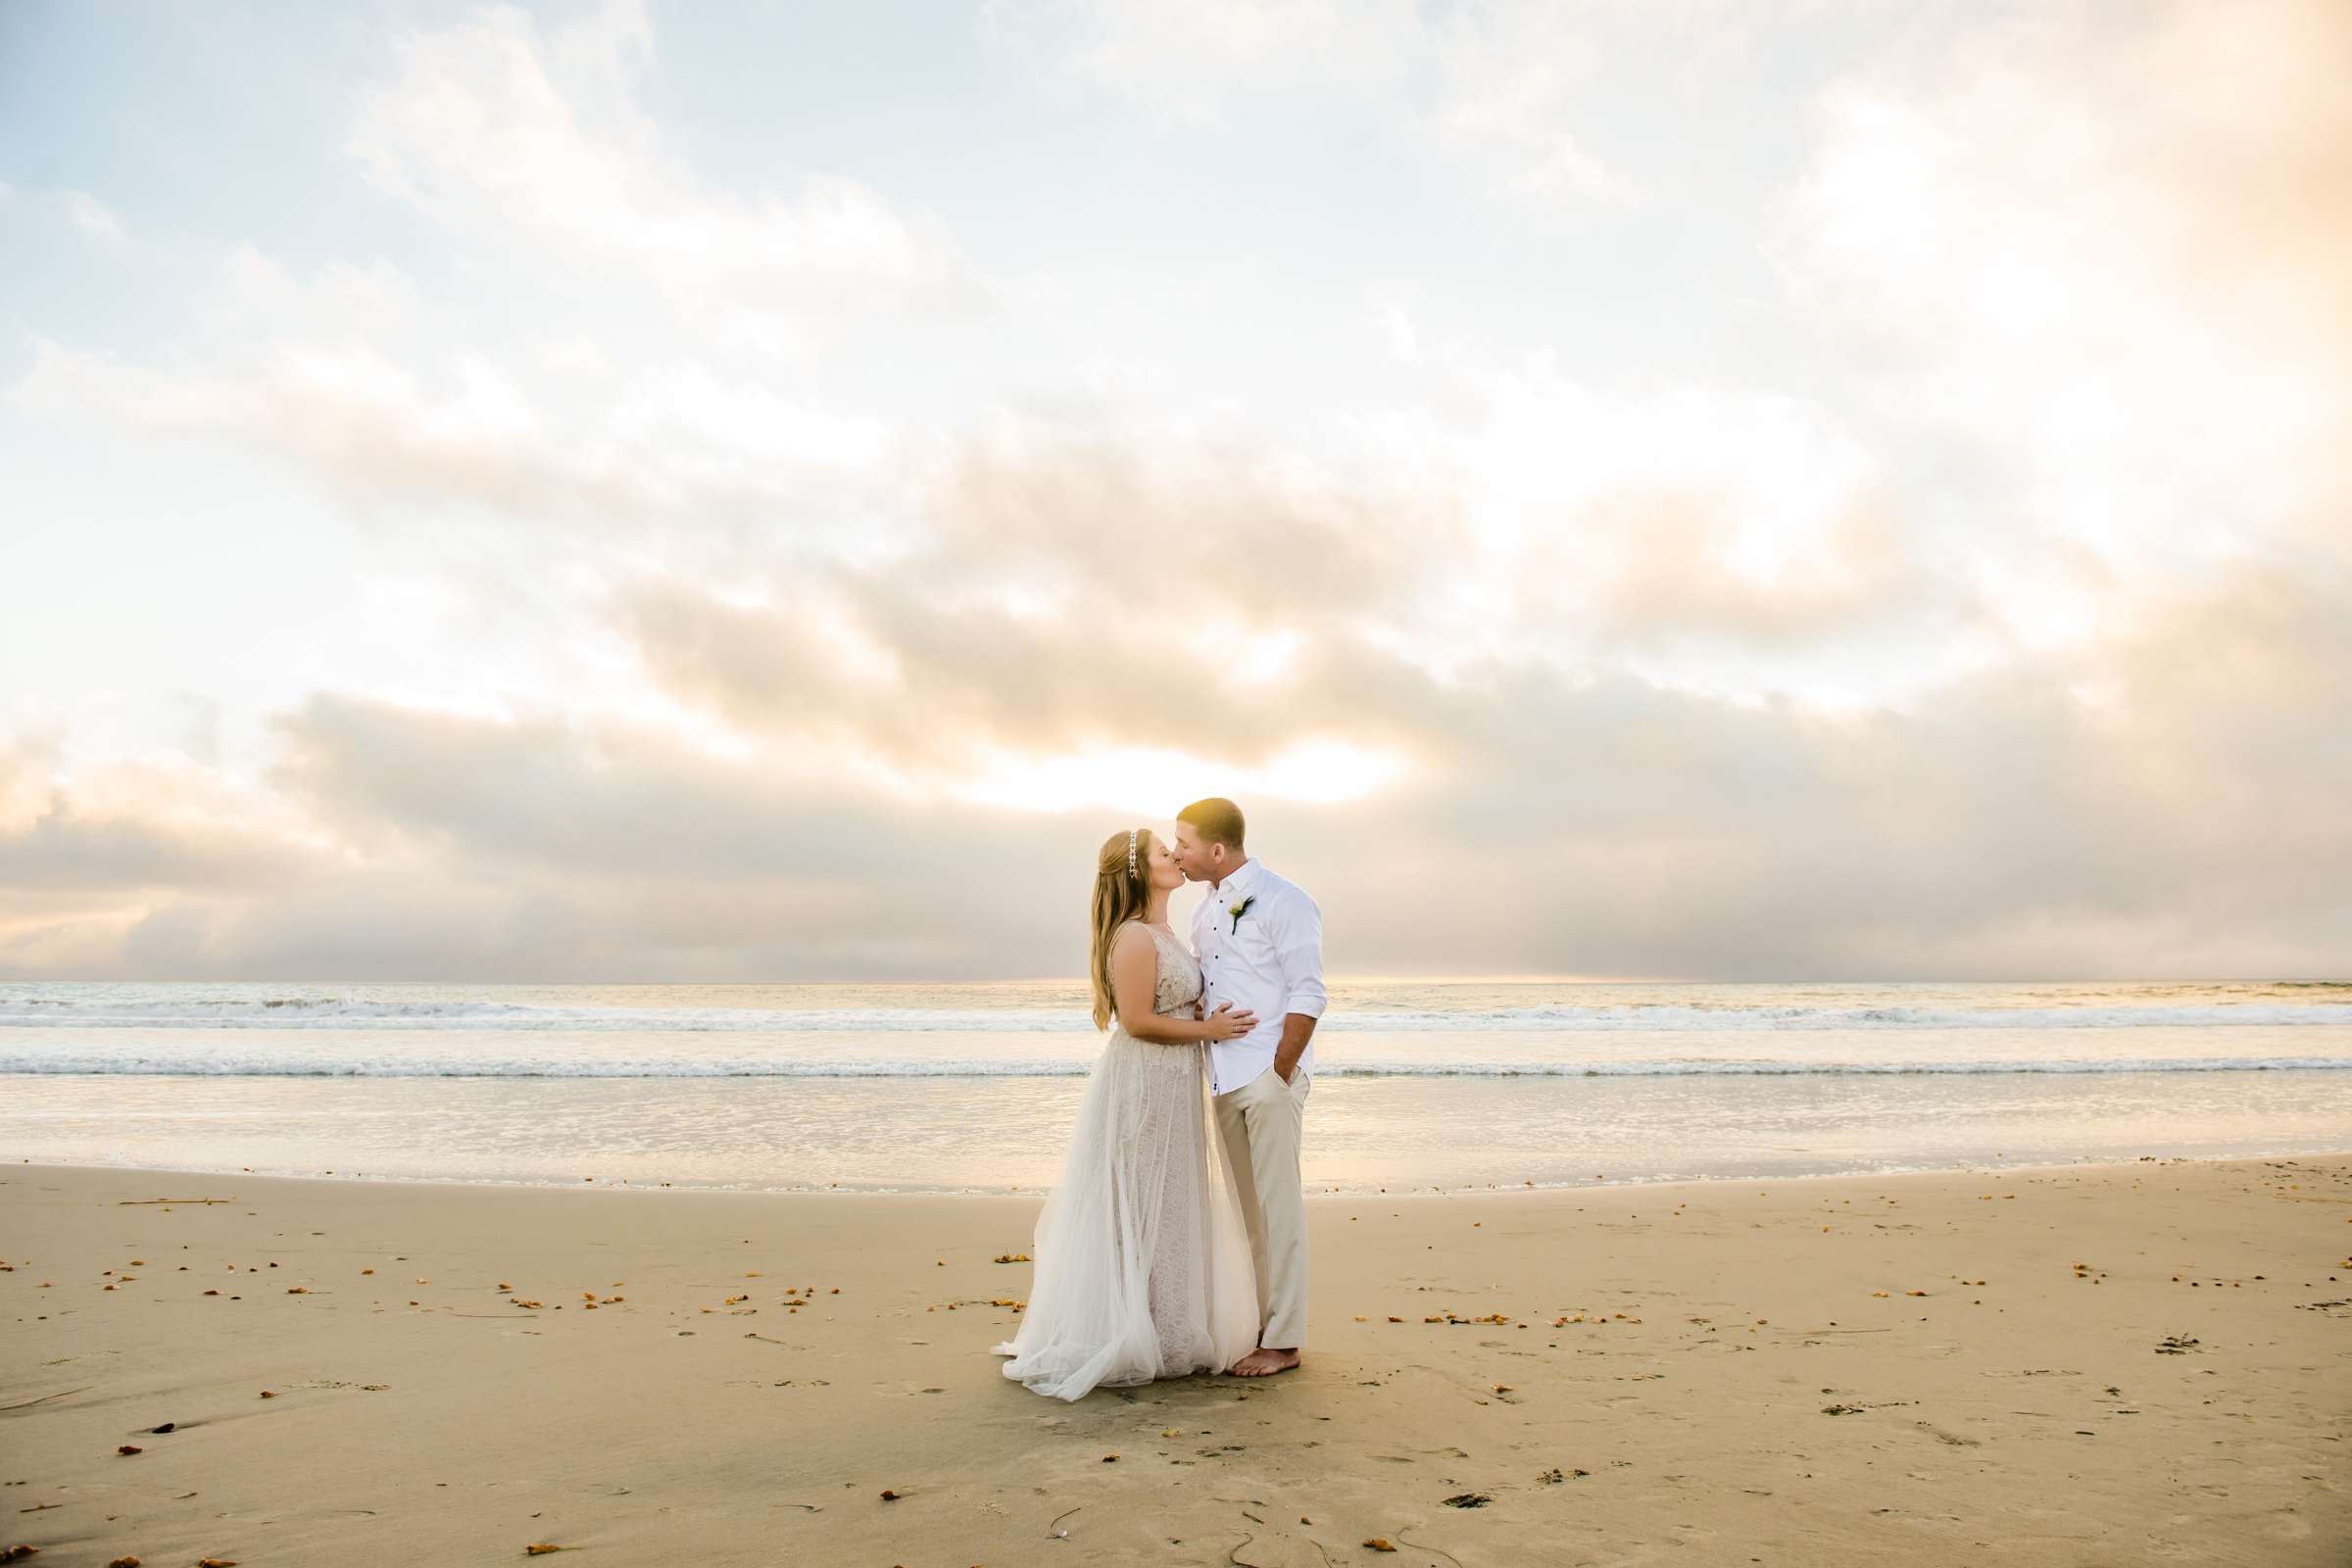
{"left": 5, "top": 978, "right": 2348, "bottom": 1194}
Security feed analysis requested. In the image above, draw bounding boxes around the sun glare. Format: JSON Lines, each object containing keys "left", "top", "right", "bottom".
{"left": 957, "top": 739, "right": 1409, "bottom": 815}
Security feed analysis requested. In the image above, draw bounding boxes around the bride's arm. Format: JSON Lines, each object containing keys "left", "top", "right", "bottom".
{"left": 1108, "top": 926, "right": 1254, "bottom": 1045}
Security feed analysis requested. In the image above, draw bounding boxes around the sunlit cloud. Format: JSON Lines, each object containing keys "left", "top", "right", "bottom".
{"left": 959, "top": 738, "right": 1411, "bottom": 814}
{"left": 1428, "top": 2, "right": 1641, "bottom": 211}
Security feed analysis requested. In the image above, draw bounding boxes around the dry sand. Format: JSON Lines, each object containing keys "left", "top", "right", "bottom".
{"left": 3, "top": 1154, "right": 2346, "bottom": 1566}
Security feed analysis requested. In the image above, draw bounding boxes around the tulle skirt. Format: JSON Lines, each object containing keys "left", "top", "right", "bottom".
{"left": 993, "top": 1026, "right": 1259, "bottom": 1399}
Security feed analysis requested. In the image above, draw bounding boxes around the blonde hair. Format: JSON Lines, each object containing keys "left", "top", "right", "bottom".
{"left": 1088, "top": 828, "right": 1155, "bottom": 1030}
{"left": 1177, "top": 796, "right": 1246, "bottom": 853}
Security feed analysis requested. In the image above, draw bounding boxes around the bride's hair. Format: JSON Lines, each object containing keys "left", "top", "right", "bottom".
{"left": 1088, "top": 828, "right": 1155, "bottom": 1030}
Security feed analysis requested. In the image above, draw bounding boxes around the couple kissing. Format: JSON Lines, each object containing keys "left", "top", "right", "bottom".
{"left": 994, "top": 797, "right": 1325, "bottom": 1400}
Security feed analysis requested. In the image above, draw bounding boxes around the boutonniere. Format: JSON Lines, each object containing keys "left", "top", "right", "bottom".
{"left": 1226, "top": 895, "right": 1256, "bottom": 934}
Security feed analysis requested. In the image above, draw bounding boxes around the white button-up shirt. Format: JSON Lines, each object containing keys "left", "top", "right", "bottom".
{"left": 1190, "top": 858, "right": 1327, "bottom": 1095}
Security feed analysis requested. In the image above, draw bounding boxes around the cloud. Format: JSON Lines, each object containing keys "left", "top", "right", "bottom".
{"left": 981, "top": 0, "right": 1419, "bottom": 121}
{"left": 16, "top": 692, "right": 1113, "bottom": 980}
{"left": 0, "top": 738, "right": 318, "bottom": 897}
{"left": 5, "top": 545, "right": 2342, "bottom": 983}
{"left": 0, "top": 801, "right": 307, "bottom": 898}
{"left": 348, "top": 0, "right": 987, "bottom": 348}
{"left": 200, "top": 245, "right": 423, "bottom": 343}
{"left": 501, "top": 376, "right": 2345, "bottom": 982}
{"left": 10, "top": 317, "right": 893, "bottom": 533}
{"left": 984, "top": 0, "right": 1784, "bottom": 214}
{"left": 0, "top": 738, "right": 327, "bottom": 977}
{"left": 1427, "top": 3, "right": 1641, "bottom": 211}
{"left": 14, "top": 335, "right": 562, "bottom": 514}
{"left": 1774, "top": 0, "right": 2352, "bottom": 585}
{"left": 61, "top": 190, "right": 125, "bottom": 240}
{"left": 598, "top": 362, "right": 1963, "bottom": 809}
{"left": 1216, "top": 566, "right": 2351, "bottom": 982}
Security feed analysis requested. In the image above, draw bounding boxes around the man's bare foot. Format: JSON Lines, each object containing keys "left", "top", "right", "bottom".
{"left": 1227, "top": 1347, "right": 1300, "bottom": 1377}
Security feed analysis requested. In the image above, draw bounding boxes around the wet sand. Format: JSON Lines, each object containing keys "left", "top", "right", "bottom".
{"left": 3, "top": 1154, "right": 2346, "bottom": 1566}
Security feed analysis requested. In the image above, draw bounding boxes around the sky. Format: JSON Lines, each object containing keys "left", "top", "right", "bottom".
{"left": 1, "top": 0, "right": 2346, "bottom": 983}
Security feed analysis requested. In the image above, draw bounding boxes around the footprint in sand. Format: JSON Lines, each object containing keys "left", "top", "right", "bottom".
{"left": 1915, "top": 1423, "right": 1980, "bottom": 1446}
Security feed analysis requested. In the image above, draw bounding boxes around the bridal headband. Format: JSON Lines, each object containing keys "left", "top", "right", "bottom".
{"left": 1127, "top": 828, "right": 1139, "bottom": 879}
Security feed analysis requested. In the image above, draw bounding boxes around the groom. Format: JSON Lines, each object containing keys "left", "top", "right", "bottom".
{"left": 1172, "top": 797, "right": 1325, "bottom": 1378}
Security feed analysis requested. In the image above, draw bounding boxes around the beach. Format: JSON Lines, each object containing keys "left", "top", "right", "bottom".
{"left": 5, "top": 1154, "right": 2346, "bottom": 1566}
{"left": 13, "top": 5, "right": 2350, "bottom": 1565}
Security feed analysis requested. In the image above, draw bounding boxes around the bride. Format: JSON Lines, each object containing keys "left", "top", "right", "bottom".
{"left": 993, "top": 827, "right": 1263, "bottom": 1399}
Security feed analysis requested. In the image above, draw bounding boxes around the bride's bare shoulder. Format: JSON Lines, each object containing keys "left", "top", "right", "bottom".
{"left": 1108, "top": 919, "right": 1157, "bottom": 954}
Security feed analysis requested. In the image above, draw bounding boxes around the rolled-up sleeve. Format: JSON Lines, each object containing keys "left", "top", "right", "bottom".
{"left": 1269, "top": 885, "right": 1327, "bottom": 1019}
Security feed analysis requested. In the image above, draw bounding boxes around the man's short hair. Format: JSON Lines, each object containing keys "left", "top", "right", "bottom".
{"left": 1177, "top": 797, "right": 1246, "bottom": 852}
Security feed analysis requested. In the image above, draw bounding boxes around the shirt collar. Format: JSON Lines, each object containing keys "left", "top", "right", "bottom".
{"left": 1214, "top": 857, "right": 1263, "bottom": 902}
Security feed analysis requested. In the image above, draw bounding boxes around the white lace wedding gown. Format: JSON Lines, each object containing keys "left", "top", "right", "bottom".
{"left": 994, "top": 921, "right": 1260, "bottom": 1400}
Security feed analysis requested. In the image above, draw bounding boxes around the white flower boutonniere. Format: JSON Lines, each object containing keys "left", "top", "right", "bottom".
{"left": 1227, "top": 895, "right": 1256, "bottom": 934}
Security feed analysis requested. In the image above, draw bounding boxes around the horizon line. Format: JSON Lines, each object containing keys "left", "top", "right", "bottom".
{"left": 3, "top": 973, "right": 2345, "bottom": 988}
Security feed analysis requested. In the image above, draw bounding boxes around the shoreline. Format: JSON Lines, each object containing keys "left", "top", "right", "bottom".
{"left": 6, "top": 1152, "right": 2347, "bottom": 1565}
{"left": 12, "top": 1053, "right": 2349, "bottom": 1200}
{"left": 16, "top": 1140, "right": 2352, "bottom": 1200}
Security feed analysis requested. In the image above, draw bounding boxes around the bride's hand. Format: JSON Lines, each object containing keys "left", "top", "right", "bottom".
{"left": 1202, "top": 1003, "right": 1257, "bottom": 1042}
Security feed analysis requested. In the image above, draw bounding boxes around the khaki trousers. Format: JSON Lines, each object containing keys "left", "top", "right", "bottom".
{"left": 1213, "top": 1064, "right": 1310, "bottom": 1350}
